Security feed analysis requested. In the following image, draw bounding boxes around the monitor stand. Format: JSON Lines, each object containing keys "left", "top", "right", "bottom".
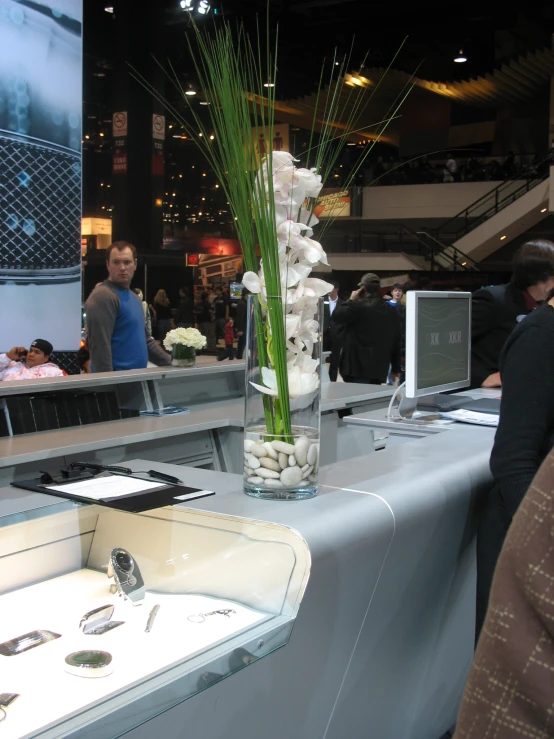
{"left": 386, "top": 383, "right": 442, "bottom": 425}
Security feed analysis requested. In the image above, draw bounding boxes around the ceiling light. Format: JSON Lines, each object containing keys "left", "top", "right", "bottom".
{"left": 209, "top": 135, "right": 214, "bottom": 140}
{"left": 461, "top": 262, "right": 467, "bottom": 267}
{"left": 541, "top": 207, "right": 548, "bottom": 213}
{"left": 454, "top": 49, "right": 467, "bottom": 63}
{"left": 185, "top": 88, "right": 196, "bottom": 96}
{"left": 104, "top": 6, "right": 114, "bottom": 12}
{"left": 500, "top": 235, "right": 507, "bottom": 240}
{"left": 263, "top": 82, "right": 275, "bottom": 88}
{"left": 200, "top": 101, "right": 210, "bottom": 106}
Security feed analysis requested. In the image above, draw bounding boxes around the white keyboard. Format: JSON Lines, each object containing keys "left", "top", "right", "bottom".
{"left": 440, "top": 409, "right": 499, "bottom": 427}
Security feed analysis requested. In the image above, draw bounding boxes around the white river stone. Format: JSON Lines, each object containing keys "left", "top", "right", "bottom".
{"left": 260, "top": 457, "right": 281, "bottom": 472}
{"left": 264, "top": 479, "right": 284, "bottom": 488}
{"left": 244, "top": 440, "right": 254, "bottom": 453}
{"left": 244, "top": 466, "right": 254, "bottom": 476}
{"left": 294, "top": 436, "right": 310, "bottom": 467}
{"left": 307, "top": 444, "right": 318, "bottom": 466}
{"left": 257, "top": 467, "right": 281, "bottom": 479}
{"left": 301, "top": 464, "right": 310, "bottom": 475}
{"left": 271, "top": 441, "right": 296, "bottom": 454}
{"left": 245, "top": 454, "right": 261, "bottom": 470}
{"left": 247, "top": 476, "right": 264, "bottom": 485}
{"left": 308, "top": 473, "right": 317, "bottom": 483}
{"left": 278, "top": 453, "right": 289, "bottom": 469}
{"left": 250, "top": 444, "right": 268, "bottom": 458}
{"left": 280, "top": 465, "right": 302, "bottom": 486}
{"left": 302, "top": 465, "right": 314, "bottom": 479}
{"left": 289, "top": 455, "right": 297, "bottom": 467}
{"left": 263, "top": 442, "right": 279, "bottom": 460}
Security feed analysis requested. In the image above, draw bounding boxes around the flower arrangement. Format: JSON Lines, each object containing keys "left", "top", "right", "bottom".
{"left": 131, "top": 16, "right": 409, "bottom": 494}
{"left": 163, "top": 327, "right": 207, "bottom": 352}
{"left": 243, "top": 150, "right": 333, "bottom": 400}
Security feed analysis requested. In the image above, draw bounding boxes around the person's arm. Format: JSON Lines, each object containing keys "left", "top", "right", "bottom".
{"left": 331, "top": 298, "right": 362, "bottom": 328}
{"left": 471, "top": 288, "right": 497, "bottom": 342}
{"left": 0, "top": 351, "right": 20, "bottom": 380}
{"left": 490, "top": 325, "right": 554, "bottom": 520}
{"left": 144, "top": 303, "right": 152, "bottom": 335}
{"left": 471, "top": 289, "right": 500, "bottom": 387}
{"left": 85, "top": 289, "right": 119, "bottom": 373}
{"left": 146, "top": 332, "right": 171, "bottom": 366}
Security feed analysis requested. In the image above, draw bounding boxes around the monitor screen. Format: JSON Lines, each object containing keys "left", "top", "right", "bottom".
{"left": 406, "top": 291, "right": 471, "bottom": 398}
{"left": 229, "top": 282, "right": 243, "bottom": 300}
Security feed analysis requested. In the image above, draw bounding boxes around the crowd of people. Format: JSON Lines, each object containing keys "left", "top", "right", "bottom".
{"left": 363, "top": 151, "right": 546, "bottom": 187}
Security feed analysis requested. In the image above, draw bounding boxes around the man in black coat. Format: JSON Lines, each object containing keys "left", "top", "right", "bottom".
{"left": 471, "top": 240, "right": 554, "bottom": 388}
{"left": 330, "top": 273, "right": 402, "bottom": 385}
{"left": 322, "top": 280, "right": 343, "bottom": 352}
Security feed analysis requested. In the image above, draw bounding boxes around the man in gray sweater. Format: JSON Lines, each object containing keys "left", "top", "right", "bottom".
{"left": 85, "top": 241, "right": 170, "bottom": 372}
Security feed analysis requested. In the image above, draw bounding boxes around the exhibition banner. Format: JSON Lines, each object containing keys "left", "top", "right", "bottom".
{"left": 314, "top": 188, "right": 351, "bottom": 218}
{"left": 0, "top": 0, "right": 83, "bottom": 351}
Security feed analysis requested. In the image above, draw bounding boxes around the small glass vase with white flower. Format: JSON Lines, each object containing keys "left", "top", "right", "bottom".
{"left": 163, "top": 327, "right": 207, "bottom": 368}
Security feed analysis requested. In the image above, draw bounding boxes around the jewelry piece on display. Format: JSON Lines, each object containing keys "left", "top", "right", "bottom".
{"left": 64, "top": 650, "right": 113, "bottom": 678}
{"left": 109, "top": 547, "right": 146, "bottom": 605}
{"left": 187, "top": 609, "right": 236, "bottom": 624}
{"left": 79, "top": 604, "right": 125, "bottom": 635}
{"left": 0, "top": 630, "right": 61, "bottom": 656}
{"left": 145, "top": 604, "right": 160, "bottom": 633}
{"left": 0, "top": 693, "right": 19, "bottom": 722}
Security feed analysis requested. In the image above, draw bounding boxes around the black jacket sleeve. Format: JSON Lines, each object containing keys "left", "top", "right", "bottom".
{"left": 490, "top": 324, "right": 554, "bottom": 519}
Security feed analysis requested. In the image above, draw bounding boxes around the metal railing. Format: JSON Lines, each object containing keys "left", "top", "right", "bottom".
{"left": 438, "top": 158, "right": 551, "bottom": 242}
{"left": 398, "top": 226, "right": 479, "bottom": 272}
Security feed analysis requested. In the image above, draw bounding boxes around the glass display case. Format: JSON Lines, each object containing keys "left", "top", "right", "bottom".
{"left": 0, "top": 499, "right": 311, "bottom": 738}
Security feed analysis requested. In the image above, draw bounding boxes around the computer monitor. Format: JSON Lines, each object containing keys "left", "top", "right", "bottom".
{"left": 229, "top": 281, "right": 243, "bottom": 300}
{"left": 405, "top": 291, "right": 471, "bottom": 398}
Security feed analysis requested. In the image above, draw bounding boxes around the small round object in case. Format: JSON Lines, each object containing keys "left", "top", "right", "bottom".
{"left": 64, "top": 650, "right": 113, "bottom": 678}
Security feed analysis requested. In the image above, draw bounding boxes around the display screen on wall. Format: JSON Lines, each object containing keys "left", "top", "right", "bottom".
{"left": 0, "top": 0, "right": 82, "bottom": 351}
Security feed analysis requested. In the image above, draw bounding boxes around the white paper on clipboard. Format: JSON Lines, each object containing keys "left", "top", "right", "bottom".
{"left": 45, "top": 475, "right": 166, "bottom": 500}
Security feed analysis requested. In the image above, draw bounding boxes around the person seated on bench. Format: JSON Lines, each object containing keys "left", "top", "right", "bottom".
{"left": 0, "top": 339, "right": 65, "bottom": 381}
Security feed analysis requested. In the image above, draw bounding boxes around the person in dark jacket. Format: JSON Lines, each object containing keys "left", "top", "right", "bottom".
{"left": 330, "top": 273, "right": 401, "bottom": 385}
{"left": 234, "top": 289, "right": 248, "bottom": 360}
{"left": 322, "top": 280, "right": 343, "bottom": 352}
{"left": 475, "top": 294, "right": 554, "bottom": 638}
{"left": 174, "top": 287, "right": 194, "bottom": 328}
{"left": 471, "top": 239, "right": 554, "bottom": 389}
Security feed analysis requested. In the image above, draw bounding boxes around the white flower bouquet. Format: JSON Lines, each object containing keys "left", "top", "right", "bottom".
{"left": 164, "top": 327, "right": 206, "bottom": 367}
{"left": 163, "top": 327, "right": 207, "bottom": 352}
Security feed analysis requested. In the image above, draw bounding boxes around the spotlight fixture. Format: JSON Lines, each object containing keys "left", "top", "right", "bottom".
{"left": 185, "top": 86, "right": 197, "bottom": 96}
{"left": 104, "top": 6, "right": 114, "bottom": 12}
{"left": 454, "top": 49, "right": 467, "bottom": 63}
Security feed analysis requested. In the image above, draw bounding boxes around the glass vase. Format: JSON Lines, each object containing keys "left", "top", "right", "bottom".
{"left": 171, "top": 344, "right": 196, "bottom": 367}
{"left": 243, "top": 295, "right": 321, "bottom": 501}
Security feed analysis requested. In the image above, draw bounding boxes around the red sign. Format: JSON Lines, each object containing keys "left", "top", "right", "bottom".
{"left": 152, "top": 150, "right": 164, "bottom": 176}
{"left": 186, "top": 254, "right": 200, "bottom": 266}
{"left": 113, "top": 153, "right": 127, "bottom": 174}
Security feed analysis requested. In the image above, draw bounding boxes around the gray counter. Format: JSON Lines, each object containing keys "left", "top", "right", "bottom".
{"left": 0, "top": 421, "right": 494, "bottom": 739}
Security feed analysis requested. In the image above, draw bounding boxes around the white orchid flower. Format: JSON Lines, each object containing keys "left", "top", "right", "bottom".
{"left": 303, "top": 277, "right": 334, "bottom": 297}
{"left": 250, "top": 363, "right": 319, "bottom": 400}
{"left": 295, "top": 168, "right": 323, "bottom": 199}
{"left": 243, "top": 271, "right": 262, "bottom": 293}
{"left": 286, "top": 314, "right": 301, "bottom": 339}
{"left": 299, "top": 208, "right": 319, "bottom": 229}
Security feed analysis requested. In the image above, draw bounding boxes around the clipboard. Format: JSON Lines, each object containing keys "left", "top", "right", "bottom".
{"left": 11, "top": 473, "right": 214, "bottom": 513}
